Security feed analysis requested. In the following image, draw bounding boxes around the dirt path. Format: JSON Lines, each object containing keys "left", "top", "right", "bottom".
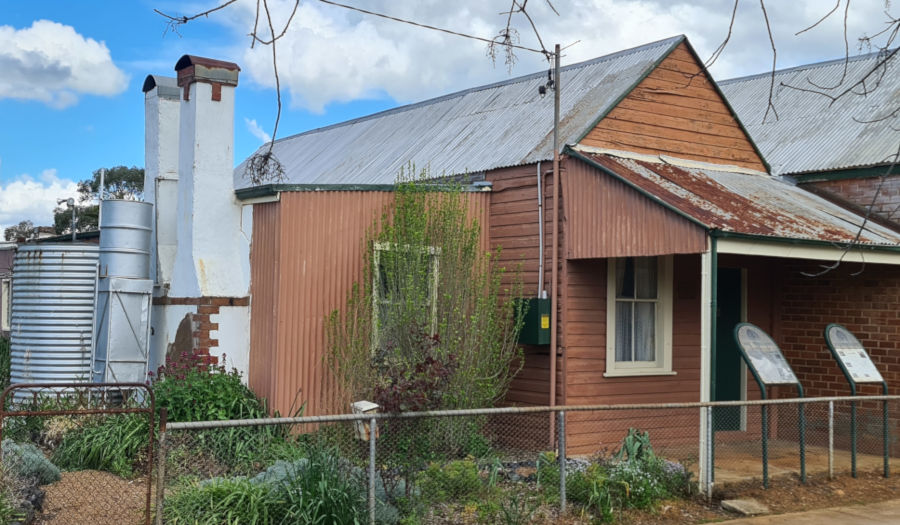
{"left": 36, "top": 470, "right": 149, "bottom": 525}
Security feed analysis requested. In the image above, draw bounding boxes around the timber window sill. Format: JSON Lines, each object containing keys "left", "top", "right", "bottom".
{"left": 602, "top": 370, "right": 678, "bottom": 378}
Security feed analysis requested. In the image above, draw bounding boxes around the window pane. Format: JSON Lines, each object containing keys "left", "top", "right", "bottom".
{"left": 635, "top": 257, "right": 657, "bottom": 299}
{"left": 616, "top": 258, "right": 635, "bottom": 299}
{"left": 615, "top": 301, "right": 633, "bottom": 362}
{"left": 634, "top": 302, "right": 656, "bottom": 361}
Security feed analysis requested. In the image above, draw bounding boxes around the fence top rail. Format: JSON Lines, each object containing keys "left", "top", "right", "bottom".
{"left": 163, "top": 394, "right": 900, "bottom": 430}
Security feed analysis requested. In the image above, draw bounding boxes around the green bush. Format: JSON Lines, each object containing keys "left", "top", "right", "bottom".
{"left": 418, "top": 459, "right": 482, "bottom": 503}
{"left": 53, "top": 414, "right": 149, "bottom": 478}
{"left": 1, "top": 439, "right": 60, "bottom": 485}
{"left": 154, "top": 366, "right": 269, "bottom": 422}
{"left": 0, "top": 336, "right": 9, "bottom": 390}
{"left": 165, "top": 443, "right": 366, "bottom": 525}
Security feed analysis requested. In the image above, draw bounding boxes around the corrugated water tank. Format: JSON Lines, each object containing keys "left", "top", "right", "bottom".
{"left": 9, "top": 244, "right": 99, "bottom": 386}
{"left": 99, "top": 199, "right": 152, "bottom": 279}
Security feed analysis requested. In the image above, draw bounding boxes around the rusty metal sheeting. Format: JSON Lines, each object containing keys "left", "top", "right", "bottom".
{"left": 720, "top": 51, "right": 900, "bottom": 176}
{"left": 249, "top": 191, "right": 490, "bottom": 418}
{"left": 235, "top": 36, "right": 683, "bottom": 190}
{"left": 578, "top": 151, "right": 900, "bottom": 245}
{"left": 565, "top": 157, "right": 706, "bottom": 258}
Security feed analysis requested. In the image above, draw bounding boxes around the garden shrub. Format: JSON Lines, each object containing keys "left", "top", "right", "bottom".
{"left": 418, "top": 459, "right": 482, "bottom": 503}
{"left": 52, "top": 414, "right": 148, "bottom": 478}
{"left": 165, "top": 442, "right": 366, "bottom": 525}
{"left": 0, "top": 336, "right": 9, "bottom": 390}
{"left": 1, "top": 439, "right": 60, "bottom": 485}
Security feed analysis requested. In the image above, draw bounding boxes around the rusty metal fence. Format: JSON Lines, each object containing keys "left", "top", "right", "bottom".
{"left": 0, "top": 383, "right": 155, "bottom": 525}
{"left": 155, "top": 395, "right": 899, "bottom": 524}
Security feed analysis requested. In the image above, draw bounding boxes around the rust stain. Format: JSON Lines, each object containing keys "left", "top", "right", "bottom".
{"left": 586, "top": 153, "right": 883, "bottom": 244}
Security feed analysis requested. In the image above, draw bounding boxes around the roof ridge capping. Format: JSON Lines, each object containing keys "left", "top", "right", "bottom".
{"left": 720, "top": 47, "right": 895, "bottom": 85}
{"left": 271, "top": 35, "right": 686, "bottom": 145}
{"left": 570, "top": 145, "right": 769, "bottom": 176}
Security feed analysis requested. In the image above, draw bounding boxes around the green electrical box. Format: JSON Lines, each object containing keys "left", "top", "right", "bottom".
{"left": 516, "top": 297, "right": 551, "bottom": 345}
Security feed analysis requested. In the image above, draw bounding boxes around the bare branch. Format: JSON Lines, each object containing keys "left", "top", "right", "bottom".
{"left": 795, "top": 0, "right": 841, "bottom": 35}
{"left": 704, "top": 0, "right": 740, "bottom": 70}
{"left": 759, "top": 0, "right": 780, "bottom": 123}
{"left": 154, "top": 0, "right": 240, "bottom": 34}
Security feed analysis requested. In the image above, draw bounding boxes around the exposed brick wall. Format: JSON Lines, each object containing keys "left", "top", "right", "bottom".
{"left": 157, "top": 295, "right": 249, "bottom": 370}
{"left": 778, "top": 262, "right": 900, "bottom": 397}
{"left": 803, "top": 174, "right": 900, "bottom": 223}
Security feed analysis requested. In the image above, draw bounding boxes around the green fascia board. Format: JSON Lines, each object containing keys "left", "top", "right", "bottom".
{"left": 235, "top": 182, "right": 493, "bottom": 200}
{"left": 573, "top": 35, "right": 685, "bottom": 145}
{"left": 565, "top": 146, "right": 711, "bottom": 231}
{"left": 794, "top": 165, "right": 898, "bottom": 183}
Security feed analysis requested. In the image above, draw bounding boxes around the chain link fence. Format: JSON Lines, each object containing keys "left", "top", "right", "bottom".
{"left": 156, "top": 395, "right": 899, "bottom": 524}
{"left": 0, "top": 383, "right": 155, "bottom": 525}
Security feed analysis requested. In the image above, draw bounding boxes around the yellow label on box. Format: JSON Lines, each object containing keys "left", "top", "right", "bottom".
{"left": 541, "top": 314, "right": 550, "bottom": 329}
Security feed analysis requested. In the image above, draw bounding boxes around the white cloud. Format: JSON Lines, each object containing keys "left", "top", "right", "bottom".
{"left": 0, "top": 170, "right": 79, "bottom": 233}
{"left": 219, "top": 0, "right": 894, "bottom": 111}
{"left": 244, "top": 118, "right": 272, "bottom": 144}
{"left": 0, "top": 20, "right": 129, "bottom": 108}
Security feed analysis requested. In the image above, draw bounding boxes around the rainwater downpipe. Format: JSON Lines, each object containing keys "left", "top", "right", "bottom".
{"left": 537, "top": 161, "right": 545, "bottom": 298}
{"left": 549, "top": 44, "right": 561, "bottom": 445}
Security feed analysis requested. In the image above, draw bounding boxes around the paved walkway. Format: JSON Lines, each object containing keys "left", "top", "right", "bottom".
{"left": 722, "top": 499, "right": 900, "bottom": 524}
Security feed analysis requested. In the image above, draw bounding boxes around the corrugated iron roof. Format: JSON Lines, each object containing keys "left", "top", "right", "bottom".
{"left": 235, "top": 36, "right": 684, "bottom": 189}
{"left": 571, "top": 147, "right": 900, "bottom": 246}
{"left": 720, "top": 51, "right": 900, "bottom": 176}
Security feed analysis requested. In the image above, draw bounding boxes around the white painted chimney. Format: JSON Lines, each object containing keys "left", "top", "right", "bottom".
{"left": 142, "top": 75, "right": 180, "bottom": 291}
{"left": 170, "top": 55, "right": 249, "bottom": 298}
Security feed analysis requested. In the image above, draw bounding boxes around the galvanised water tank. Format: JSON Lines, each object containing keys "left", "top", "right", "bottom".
{"left": 99, "top": 199, "right": 153, "bottom": 279}
{"left": 9, "top": 244, "right": 99, "bottom": 386}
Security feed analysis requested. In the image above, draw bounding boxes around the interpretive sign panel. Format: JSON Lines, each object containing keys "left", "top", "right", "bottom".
{"left": 735, "top": 324, "right": 799, "bottom": 385}
{"left": 825, "top": 325, "right": 884, "bottom": 384}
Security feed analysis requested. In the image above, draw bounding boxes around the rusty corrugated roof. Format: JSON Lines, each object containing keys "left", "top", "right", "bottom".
{"left": 571, "top": 147, "right": 900, "bottom": 246}
{"left": 235, "top": 36, "right": 685, "bottom": 190}
{"left": 720, "top": 51, "right": 900, "bottom": 176}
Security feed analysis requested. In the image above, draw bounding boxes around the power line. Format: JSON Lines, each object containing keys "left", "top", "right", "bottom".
{"left": 317, "top": 0, "right": 549, "bottom": 56}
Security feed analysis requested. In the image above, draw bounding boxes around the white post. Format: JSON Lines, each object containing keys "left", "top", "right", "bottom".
{"left": 699, "top": 244, "right": 712, "bottom": 489}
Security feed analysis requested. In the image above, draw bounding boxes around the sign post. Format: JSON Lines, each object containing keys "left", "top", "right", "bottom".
{"left": 734, "top": 323, "right": 806, "bottom": 487}
{"left": 823, "top": 324, "right": 889, "bottom": 478}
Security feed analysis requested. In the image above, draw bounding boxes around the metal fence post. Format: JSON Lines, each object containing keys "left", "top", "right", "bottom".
{"left": 828, "top": 401, "right": 834, "bottom": 480}
{"left": 558, "top": 410, "right": 566, "bottom": 515}
{"left": 369, "top": 417, "right": 377, "bottom": 525}
{"left": 705, "top": 406, "right": 714, "bottom": 499}
{"left": 155, "top": 407, "right": 167, "bottom": 525}
{"left": 883, "top": 398, "right": 890, "bottom": 478}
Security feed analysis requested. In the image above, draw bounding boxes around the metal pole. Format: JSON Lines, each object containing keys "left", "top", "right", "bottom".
{"left": 799, "top": 402, "right": 806, "bottom": 484}
{"left": 762, "top": 404, "right": 769, "bottom": 488}
{"left": 828, "top": 401, "right": 834, "bottom": 480}
{"left": 548, "top": 43, "right": 561, "bottom": 446}
{"left": 558, "top": 410, "right": 566, "bottom": 515}
{"left": 155, "top": 407, "right": 167, "bottom": 525}
{"left": 369, "top": 417, "right": 376, "bottom": 525}
{"left": 706, "top": 405, "right": 714, "bottom": 499}
{"left": 851, "top": 399, "right": 858, "bottom": 478}
{"left": 883, "top": 383, "right": 890, "bottom": 478}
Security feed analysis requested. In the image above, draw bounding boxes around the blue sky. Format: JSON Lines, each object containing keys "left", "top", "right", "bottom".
{"left": 1, "top": 0, "right": 895, "bottom": 232}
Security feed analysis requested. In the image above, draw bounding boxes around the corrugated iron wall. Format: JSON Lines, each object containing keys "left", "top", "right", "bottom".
{"left": 564, "top": 157, "right": 706, "bottom": 258}
{"left": 250, "top": 190, "right": 490, "bottom": 417}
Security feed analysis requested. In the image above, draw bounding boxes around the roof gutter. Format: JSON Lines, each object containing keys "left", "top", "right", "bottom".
{"left": 710, "top": 230, "right": 900, "bottom": 253}
{"left": 235, "top": 182, "right": 494, "bottom": 201}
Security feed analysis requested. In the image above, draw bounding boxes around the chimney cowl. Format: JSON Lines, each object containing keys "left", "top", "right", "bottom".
{"left": 142, "top": 75, "right": 180, "bottom": 99}
{"left": 175, "top": 55, "right": 240, "bottom": 88}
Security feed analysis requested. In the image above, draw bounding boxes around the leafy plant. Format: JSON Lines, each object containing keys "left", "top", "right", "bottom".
{"left": 52, "top": 414, "right": 149, "bottom": 478}
{"left": 418, "top": 459, "right": 482, "bottom": 503}
{"left": 1, "top": 439, "right": 60, "bottom": 484}
{"left": 0, "top": 336, "right": 9, "bottom": 390}
{"left": 613, "top": 428, "right": 654, "bottom": 463}
{"left": 498, "top": 491, "right": 538, "bottom": 525}
{"left": 165, "top": 442, "right": 366, "bottom": 525}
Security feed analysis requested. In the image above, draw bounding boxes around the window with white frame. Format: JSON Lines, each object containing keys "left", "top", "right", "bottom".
{"left": 372, "top": 242, "right": 440, "bottom": 350}
{"left": 605, "top": 256, "right": 674, "bottom": 376}
{"left": 1, "top": 278, "right": 10, "bottom": 332}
